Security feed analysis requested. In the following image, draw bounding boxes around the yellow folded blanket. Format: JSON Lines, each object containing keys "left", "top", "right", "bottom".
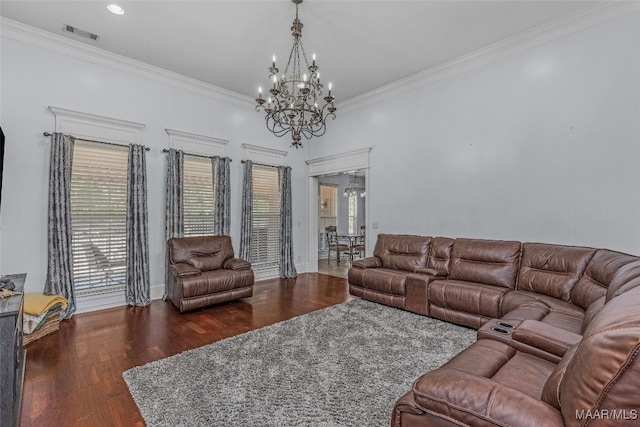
{"left": 24, "top": 293, "right": 68, "bottom": 316}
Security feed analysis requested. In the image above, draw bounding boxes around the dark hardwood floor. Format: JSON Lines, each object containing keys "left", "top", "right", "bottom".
{"left": 20, "top": 273, "right": 352, "bottom": 427}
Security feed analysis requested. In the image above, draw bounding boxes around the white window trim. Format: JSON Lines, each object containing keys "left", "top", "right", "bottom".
{"left": 166, "top": 128, "right": 227, "bottom": 157}
{"left": 49, "top": 107, "right": 150, "bottom": 313}
{"left": 242, "top": 143, "right": 287, "bottom": 166}
{"left": 49, "top": 106, "right": 144, "bottom": 144}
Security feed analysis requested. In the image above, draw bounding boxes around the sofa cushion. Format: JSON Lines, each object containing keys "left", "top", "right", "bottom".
{"left": 571, "top": 249, "right": 638, "bottom": 309}
{"left": 411, "top": 339, "right": 563, "bottom": 426}
{"left": 448, "top": 238, "right": 521, "bottom": 289}
{"left": 180, "top": 269, "right": 253, "bottom": 298}
{"left": 605, "top": 259, "right": 640, "bottom": 303}
{"left": 426, "top": 237, "right": 454, "bottom": 274}
{"left": 168, "top": 235, "right": 235, "bottom": 271}
{"left": 429, "top": 279, "right": 507, "bottom": 319}
{"left": 348, "top": 267, "right": 409, "bottom": 296}
{"left": 502, "top": 290, "right": 585, "bottom": 334}
{"left": 517, "top": 243, "right": 595, "bottom": 302}
{"left": 372, "top": 234, "right": 432, "bottom": 272}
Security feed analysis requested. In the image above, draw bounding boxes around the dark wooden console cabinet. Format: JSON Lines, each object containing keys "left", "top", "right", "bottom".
{"left": 0, "top": 274, "right": 26, "bottom": 427}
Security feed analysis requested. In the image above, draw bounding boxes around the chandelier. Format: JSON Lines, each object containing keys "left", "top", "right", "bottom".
{"left": 255, "top": 0, "right": 336, "bottom": 149}
{"left": 343, "top": 173, "right": 366, "bottom": 198}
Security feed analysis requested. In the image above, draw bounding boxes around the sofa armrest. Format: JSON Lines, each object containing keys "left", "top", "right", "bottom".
{"left": 224, "top": 258, "right": 252, "bottom": 271}
{"left": 412, "top": 369, "right": 564, "bottom": 426}
{"left": 511, "top": 319, "right": 582, "bottom": 358}
{"left": 351, "top": 256, "right": 383, "bottom": 269}
{"left": 413, "top": 267, "right": 447, "bottom": 277}
{"left": 170, "top": 262, "right": 201, "bottom": 278}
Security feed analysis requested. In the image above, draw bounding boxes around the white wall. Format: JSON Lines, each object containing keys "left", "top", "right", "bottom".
{"left": 0, "top": 38, "right": 310, "bottom": 295}
{"left": 310, "top": 12, "right": 640, "bottom": 255}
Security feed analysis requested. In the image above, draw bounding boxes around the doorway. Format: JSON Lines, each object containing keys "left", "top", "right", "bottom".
{"left": 307, "top": 148, "right": 371, "bottom": 277}
{"left": 316, "top": 171, "right": 366, "bottom": 277}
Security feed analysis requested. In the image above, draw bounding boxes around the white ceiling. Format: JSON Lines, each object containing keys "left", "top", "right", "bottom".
{"left": 1, "top": 1, "right": 627, "bottom": 104}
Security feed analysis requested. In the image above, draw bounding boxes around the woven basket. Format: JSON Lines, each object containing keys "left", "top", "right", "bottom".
{"left": 23, "top": 308, "right": 61, "bottom": 346}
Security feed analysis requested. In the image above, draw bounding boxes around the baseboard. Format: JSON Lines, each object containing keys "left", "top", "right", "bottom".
{"left": 75, "top": 283, "right": 165, "bottom": 314}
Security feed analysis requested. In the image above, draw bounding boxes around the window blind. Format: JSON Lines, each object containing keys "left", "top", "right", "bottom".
{"left": 183, "top": 155, "right": 216, "bottom": 237}
{"left": 251, "top": 165, "right": 281, "bottom": 269}
{"left": 70, "top": 140, "right": 128, "bottom": 294}
{"left": 348, "top": 194, "right": 357, "bottom": 234}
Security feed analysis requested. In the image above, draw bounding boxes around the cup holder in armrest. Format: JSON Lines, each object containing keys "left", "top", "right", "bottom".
{"left": 491, "top": 327, "right": 511, "bottom": 335}
{"left": 497, "top": 321, "right": 515, "bottom": 329}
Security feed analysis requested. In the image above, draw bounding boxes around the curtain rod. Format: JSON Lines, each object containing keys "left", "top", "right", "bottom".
{"left": 240, "top": 160, "right": 282, "bottom": 169}
{"left": 161, "top": 148, "right": 232, "bottom": 161}
{"left": 43, "top": 132, "right": 150, "bottom": 151}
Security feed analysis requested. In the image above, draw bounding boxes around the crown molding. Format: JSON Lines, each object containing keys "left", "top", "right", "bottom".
{"left": 1, "top": 17, "right": 255, "bottom": 109}
{"left": 306, "top": 147, "right": 371, "bottom": 176}
{"left": 338, "top": 1, "right": 640, "bottom": 113}
{"left": 3, "top": 1, "right": 638, "bottom": 115}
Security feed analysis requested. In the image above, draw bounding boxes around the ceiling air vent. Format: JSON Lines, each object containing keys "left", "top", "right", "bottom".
{"left": 63, "top": 24, "right": 99, "bottom": 41}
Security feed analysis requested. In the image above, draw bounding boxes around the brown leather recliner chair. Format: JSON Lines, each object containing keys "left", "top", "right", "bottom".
{"left": 167, "top": 235, "right": 254, "bottom": 312}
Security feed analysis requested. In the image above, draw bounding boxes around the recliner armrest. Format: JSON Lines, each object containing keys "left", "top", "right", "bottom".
{"left": 413, "top": 267, "right": 447, "bottom": 277}
{"left": 511, "top": 319, "right": 582, "bottom": 357}
{"left": 170, "top": 262, "right": 201, "bottom": 278}
{"left": 224, "top": 258, "right": 252, "bottom": 271}
{"left": 351, "top": 257, "right": 383, "bottom": 269}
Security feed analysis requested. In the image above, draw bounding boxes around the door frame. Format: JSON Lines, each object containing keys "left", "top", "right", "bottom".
{"left": 306, "top": 148, "right": 371, "bottom": 273}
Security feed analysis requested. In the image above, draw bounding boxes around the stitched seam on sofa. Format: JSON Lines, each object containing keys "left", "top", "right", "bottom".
{"left": 414, "top": 394, "right": 510, "bottom": 427}
{"left": 590, "top": 340, "right": 640, "bottom": 413}
{"left": 522, "top": 266, "right": 578, "bottom": 275}
{"left": 486, "top": 384, "right": 499, "bottom": 417}
{"left": 421, "top": 408, "right": 470, "bottom": 427}
{"left": 454, "top": 258, "right": 517, "bottom": 266}
{"left": 432, "top": 304, "right": 491, "bottom": 324}
{"left": 581, "top": 275, "right": 607, "bottom": 288}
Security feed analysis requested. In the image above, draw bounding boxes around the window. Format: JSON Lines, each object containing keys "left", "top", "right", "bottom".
{"left": 348, "top": 193, "right": 357, "bottom": 234}
{"left": 251, "top": 165, "right": 280, "bottom": 269}
{"left": 70, "top": 140, "right": 128, "bottom": 294}
{"left": 319, "top": 184, "right": 337, "bottom": 232}
{"left": 183, "top": 155, "right": 216, "bottom": 237}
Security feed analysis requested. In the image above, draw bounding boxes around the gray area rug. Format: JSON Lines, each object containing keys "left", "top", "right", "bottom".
{"left": 123, "top": 298, "right": 476, "bottom": 426}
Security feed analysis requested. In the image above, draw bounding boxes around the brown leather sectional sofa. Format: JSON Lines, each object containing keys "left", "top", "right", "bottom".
{"left": 348, "top": 234, "right": 640, "bottom": 427}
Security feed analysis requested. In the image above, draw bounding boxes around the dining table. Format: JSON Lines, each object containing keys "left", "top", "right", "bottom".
{"left": 337, "top": 234, "right": 363, "bottom": 261}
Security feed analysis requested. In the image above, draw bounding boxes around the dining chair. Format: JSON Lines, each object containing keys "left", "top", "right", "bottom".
{"left": 353, "top": 225, "right": 366, "bottom": 258}
{"left": 325, "top": 226, "right": 349, "bottom": 264}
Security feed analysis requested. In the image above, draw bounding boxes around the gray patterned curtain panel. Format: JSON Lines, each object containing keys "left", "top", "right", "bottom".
{"left": 166, "top": 148, "right": 184, "bottom": 240}
{"left": 213, "top": 156, "right": 231, "bottom": 236}
{"left": 164, "top": 148, "right": 183, "bottom": 299}
{"left": 45, "top": 133, "right": 76, "bottom": 319}
{"left": 126, "top": 144, "right": 151, "bottom": 306}
{"left": 239, "top": 160, "right": 253, "bottom": 261}
{"left": 279, "top": 166, "right": 297, "bottom": 278}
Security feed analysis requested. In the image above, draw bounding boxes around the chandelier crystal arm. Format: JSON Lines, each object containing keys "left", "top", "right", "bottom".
{"left": 255, "top": 0, "right": 336, "bottom": 149}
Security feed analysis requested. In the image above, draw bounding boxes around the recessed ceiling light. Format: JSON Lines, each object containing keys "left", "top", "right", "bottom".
{"left": 107, "top": 4, "right": 124, "bottom": 15}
